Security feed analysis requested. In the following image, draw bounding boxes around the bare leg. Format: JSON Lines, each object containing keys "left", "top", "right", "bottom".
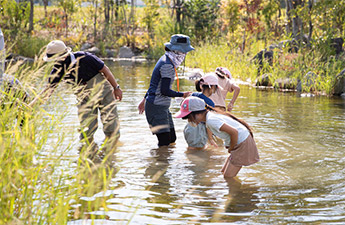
{"left": 221, "top": 155, "right": 231, "bottom": 173}
{"left": 222, "top": 156, "right": 242, "bottom": 178}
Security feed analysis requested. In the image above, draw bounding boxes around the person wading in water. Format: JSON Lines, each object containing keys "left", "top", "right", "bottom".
{"left": 138, "top": 34, "right": 194, "bottom": 147}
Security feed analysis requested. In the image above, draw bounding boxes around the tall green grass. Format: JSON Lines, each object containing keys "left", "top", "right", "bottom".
{"left": 185, "top": 40, "right": 262, "bottom": 82}
{"left": 186, "top": 38, "right": 344, "bottom": 95}
{"left": 1, "top": 57, "right": 118, "bottom": 224}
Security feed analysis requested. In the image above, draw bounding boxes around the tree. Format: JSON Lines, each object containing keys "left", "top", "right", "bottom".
{"left": 28, "top": 0, "right": 34, "bottom": 33}
{"left": 220, "top": 0, "right": 241, "bottom": 45}
{"left": 43, "top": 0, "right": 49, "bottom": 18}
{"left": 184, "top": 0, "right": 219, "bottom": 41}
{"left": 220, "top": 0, "right": 240, "bottom": 34}
{"left": 174, "top": 0, "right": 183, "bottom": 32}
{"left": 143, "top": 0, "right": 159, "bottom": 38}
{"left": 261, "top": 0, "right": 281, "bottom": 37}
{"left": 58, "top": 0, "right": 79, "bottom": 37}
{"left": 0, "top": 0, "right": 31, "bottom": 38}
{"left": 285, "top": 0, "right": 303, "bottom": 39}
{"left": 313, "top": 0, "right": 345, "bottom": 38}
{"left": 89, "top": 0, "right": 98, "bottom": 41}
{"left": 103, "top": 0, "right": 110, "bottom": 39}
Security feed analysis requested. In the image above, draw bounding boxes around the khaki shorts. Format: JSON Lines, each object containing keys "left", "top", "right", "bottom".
{"left": 230, "top": 135, "right": 259, "bottom": 167}
{"left": 75, "top": 73, "right": 119, "bottom": 141}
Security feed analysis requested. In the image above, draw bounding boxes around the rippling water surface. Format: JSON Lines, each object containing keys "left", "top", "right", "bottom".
{"left": 50, "top": 61, "right": 345, "bottom": 224}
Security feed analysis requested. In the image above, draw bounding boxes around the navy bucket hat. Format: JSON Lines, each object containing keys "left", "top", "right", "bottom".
{"left": 164, "top": 34, "right": 195, "bottom": 53}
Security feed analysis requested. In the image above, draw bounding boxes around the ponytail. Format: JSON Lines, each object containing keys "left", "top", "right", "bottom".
{"left": 195, "top": 79, "right": 204, "bottom": 92}
{"left": 195, "top": 78, "right": 214, "bottom": 93}
{"left": 208, "top": 106, "right": 254, "bottom": 137}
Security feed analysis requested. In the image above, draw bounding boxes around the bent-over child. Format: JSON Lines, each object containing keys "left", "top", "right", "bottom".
{"left": 184, "top": 73, "right": 218, "bottom": 149}
{"left": 175, "top": 96, "right": 259, "bottom": 178}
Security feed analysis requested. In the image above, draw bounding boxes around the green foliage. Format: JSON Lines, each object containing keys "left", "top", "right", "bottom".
{"left": 0, "top": 58, "right": 118, "bottom": 223}
{"left": 13, "top": 35, "right": 50, "bottom": 58}
{"left": 57, "top": 0, "right": 79, "bottom": 15}
{"left": 186, "top": 40, "right": 258, "bottom": 82}
{"left": 0, "top": 0, "right": 30, "bottom": 38}
{"left": 1, "top": 1, "right": 345, "bottom": 94}
{"left": 261, "top": 0, "right": 280, "bottom": 29}
{"left": 220, "top": 0, "right": 241, "bottom": 33}
{"left": 313, "top": 0, "right": 345, "bottom": 38}
{"left": 143, "top": 0, "right": 159, "bottom": 36}
{"left": 184, "top": 0, "right": 220, "bottom": 41}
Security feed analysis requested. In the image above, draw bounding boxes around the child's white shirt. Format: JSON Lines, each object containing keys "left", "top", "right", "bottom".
{"left": 206, "top": 111, "right": 249, "bottom": 146}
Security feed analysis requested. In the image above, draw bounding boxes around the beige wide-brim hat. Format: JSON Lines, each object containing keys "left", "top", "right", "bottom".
{"left": 202, "top": 73, "right": 219, "bottom": 86}
{"left": 215, "top": 67, "right": 232, "bottom": 79}
{"left": 43, "top": 40, "right": 71, "bottom": 62}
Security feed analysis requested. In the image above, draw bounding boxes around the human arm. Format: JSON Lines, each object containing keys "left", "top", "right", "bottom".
{"left": 99, "top": 65, "right": 122, "bottom": 101}
{"left": 206, "top": 127, "right": 218, "bottom": 147}
{"left": 160, "top": 63, "right": 191, "bottom": 98}
{"left": 138, "top": 97, "right": 145, "bottom": 114}
{"left": 219, "top": 123, "right": 238, "bottom": 153}
{"left": 161, "top": 78, "right": 191, "bottom": 98}
{"left": 227, "top": 83, "right": 240, "bottom": 112}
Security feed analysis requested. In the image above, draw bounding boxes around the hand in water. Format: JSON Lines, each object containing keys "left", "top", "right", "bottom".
{"left": 113, "top": 88, "right": 122, "bottom": 101}
{"left": 209, "top": 139, "right": 218, "bottom": 148}
{"left": 227, "top": 102, "right": 233, "bottom": 112}
{"left": 138, "top": 98, "right": 145, "bottom": 114}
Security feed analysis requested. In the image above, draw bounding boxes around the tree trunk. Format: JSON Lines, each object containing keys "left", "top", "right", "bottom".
{"left": 241, "top": 30, "right": 246, "bottom": 54}
{"left": 176, "top": 0, "right": 182, "bottom": 31}
{"left": 65, "top": 13, "right": 68, "bottom": 37}
{"left": 285, "top": 0, "right": 304, "bottom": 39}
{"left": 130, "top": 0, "right": 135, "bottom": 24}
{"left": 115, "top": 0, "right": 119, "bottom": 20}
{"left": 308, "top": 0, "right": 313, "bottom": 41}
{"left": 103, "top": 0, "right": 110, "bottom": 40}
{"left": 121, "top": 4, "right": 130, "bottom": 46}
{"left": 43, "top": 0, "right": 48, "bottom": 18}
{"left": 130, "top": 0, "right": 136, "bottom": 39}
{"left": 28, "top": 0, "right": 34, "bottom": 33}
{"left": 94, "top": 0, "right": 98, "bottom": 41}
{"left": 285, "top": 0, "right": 292, "bottom": 35}
{"left": 104, "top": 0, "right": 110, "bottom": 24}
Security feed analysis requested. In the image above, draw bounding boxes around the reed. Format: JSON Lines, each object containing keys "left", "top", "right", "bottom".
{"left": 185, "top": 40, "right": 263, "bottom": 82}
{"left": 0, "top": 56, "right": 118, "bottom": 224}
{"left": 185, "top": 38, "right": 344, "bottom": 95}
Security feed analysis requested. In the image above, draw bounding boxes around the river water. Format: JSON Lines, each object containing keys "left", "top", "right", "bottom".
{"left": 50, "top": 61, "right": 345, "bottom": 224}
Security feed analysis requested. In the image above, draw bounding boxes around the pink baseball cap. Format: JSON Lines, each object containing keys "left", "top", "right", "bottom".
{"left": 215, "top": 67, "right": 232, "bottom": 79}
{"left": 174, "top": 96, "right": 206, "bottom": 118}
{"left": 202, "top": 73, "right": 218, "bottom": 86}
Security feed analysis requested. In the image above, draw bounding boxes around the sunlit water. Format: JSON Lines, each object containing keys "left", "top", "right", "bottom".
{"left": 45, "top": 61, "right": 345, "bottom": 224}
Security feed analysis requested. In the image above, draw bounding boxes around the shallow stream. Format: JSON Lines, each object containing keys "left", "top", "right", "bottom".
{"left": 48, "top": 61, "right": 345, "bottom": 224}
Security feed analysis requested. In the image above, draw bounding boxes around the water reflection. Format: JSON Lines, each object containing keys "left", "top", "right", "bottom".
{"left": 224, "top": 178, "right": 258, "bottom": 214}
{"left": 144, "top": 147, "right": 176, "bottom": 213}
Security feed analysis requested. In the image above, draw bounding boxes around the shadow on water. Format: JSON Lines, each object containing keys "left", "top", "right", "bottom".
{"left": 56, "top": 61, "right": 345, "bottom": 224}
{"left": 144, "top": 147, "right": 177, "bottom": 215}
{"left": 67, "top": 150, "right": 119, "bottom": 222}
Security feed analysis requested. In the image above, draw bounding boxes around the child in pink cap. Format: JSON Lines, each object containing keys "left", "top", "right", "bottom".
{"left": 210, "top": 67, "right": 240, "bottom": 112}
{"left": 183, "top": 73, "right": 219, "bottom": 149}
{"left": 175, "top": 96, "right": 259, "bottom": 178}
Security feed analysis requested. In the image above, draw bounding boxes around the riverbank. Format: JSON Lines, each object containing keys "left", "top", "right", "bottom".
{"left": 185, "top": 41, "right": 345, "bottom": 96}
{"left": 4, "top": 38, "right": 345, "bottom": 97}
